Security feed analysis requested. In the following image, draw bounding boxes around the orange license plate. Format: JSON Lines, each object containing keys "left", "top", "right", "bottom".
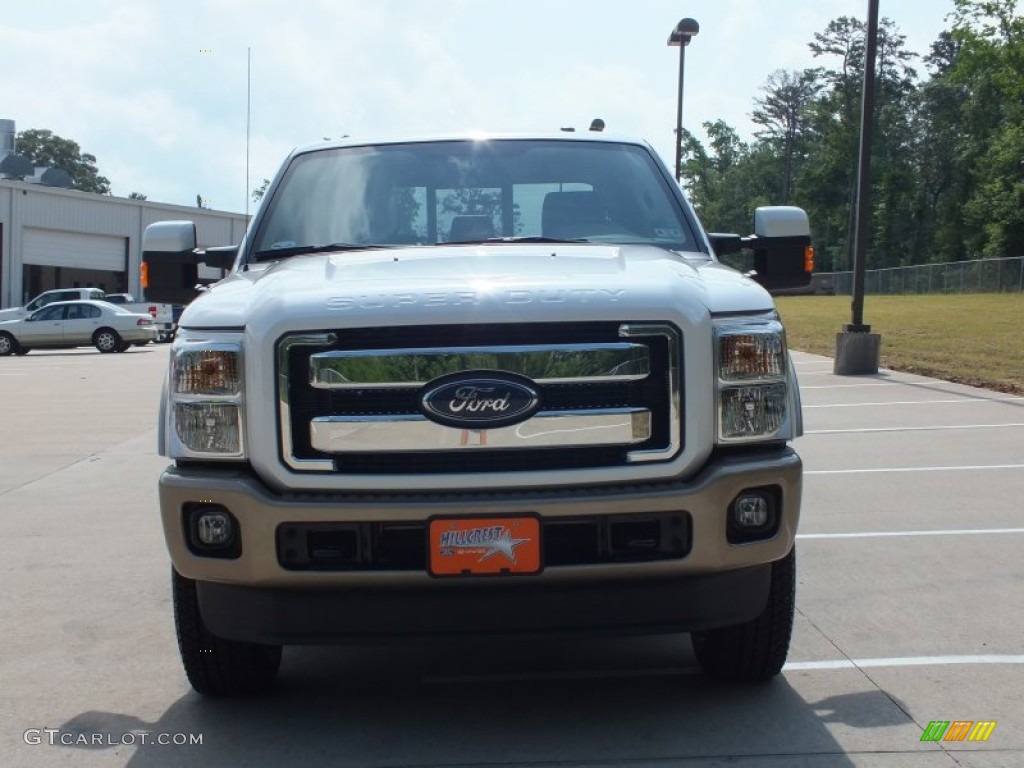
{"left": 428, "top": 516, "right": 543, "bottom": 577}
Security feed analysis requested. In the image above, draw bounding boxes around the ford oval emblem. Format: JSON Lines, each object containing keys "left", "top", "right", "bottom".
{"left": 420, "top": 371, "right": 540, "bottom": 429}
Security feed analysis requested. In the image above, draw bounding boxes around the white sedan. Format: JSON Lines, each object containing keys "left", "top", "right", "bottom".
{"left": 0, "top": 300, "right": 159, "bottom": 355}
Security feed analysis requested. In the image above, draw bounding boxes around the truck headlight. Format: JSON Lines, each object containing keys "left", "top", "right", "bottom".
{"left": 715, "top": 317, "right": 792, "bottom": 444}
{"left": 174, "top": 347, "right": 242, "bottom": 395}
{"left": 174, "top": 403, "right": 242, "bottom": 454}
{"left": 167, "top": 334, "right": 246, "bottom": 459}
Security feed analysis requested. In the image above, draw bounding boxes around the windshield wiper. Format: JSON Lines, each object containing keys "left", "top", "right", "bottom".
{"left": 442, "top": 236, "right": 590, "bottom": 245}
{"left": 251, "top": 243, "right": 392, "bottom": 261}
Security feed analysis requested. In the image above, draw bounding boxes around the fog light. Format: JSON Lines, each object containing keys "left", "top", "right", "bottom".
{"left": 728, "top": 488, "right": 780, "bottom": 544}
{"left": 186, "top": 505, "right": 241, "bottom": 558}
{"left": 733, "top": 494, "right": 770, "bottom": 528}
{"left": 197, "top": 511, "right": 233, "bottom": 546}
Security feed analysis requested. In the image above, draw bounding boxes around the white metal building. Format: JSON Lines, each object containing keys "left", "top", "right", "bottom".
{"left": 0, "top": 179, "right": 248, "bottom": 308}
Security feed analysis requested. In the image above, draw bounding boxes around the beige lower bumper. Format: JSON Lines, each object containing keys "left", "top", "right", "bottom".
{"left": 159, "top": 449, "right": 802, "bottom": 588}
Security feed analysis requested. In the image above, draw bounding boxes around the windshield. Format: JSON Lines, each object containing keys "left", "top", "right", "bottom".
{"left": 251, "top": 139, "right": 699, "bottom": 257}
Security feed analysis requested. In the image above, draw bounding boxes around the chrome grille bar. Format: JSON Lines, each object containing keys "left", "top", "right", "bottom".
{"left": 619, "top": 324, "right": 680, "bottom": 464}
{"left": 309, "top": 343, "right": 650, "bottom": 389}
{"left": 310, "top": 408, "right": 652, "bottom": 453}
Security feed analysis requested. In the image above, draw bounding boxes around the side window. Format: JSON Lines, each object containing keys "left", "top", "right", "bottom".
{"left": 68, "top": 304, "right": 98, "bottom": 320}
{"left": 35, "top": 305, "right": 67, "bottom": 321}
{"left": 56, "top": 291, "right": 79, "bottom": 302}
{"left": 27, "top": 293, "right": 55, "bottom": 311}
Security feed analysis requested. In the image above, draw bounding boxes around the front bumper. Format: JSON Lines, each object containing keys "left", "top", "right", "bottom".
{"left": 159, "top": 448, "right": 801, "bottom": 640}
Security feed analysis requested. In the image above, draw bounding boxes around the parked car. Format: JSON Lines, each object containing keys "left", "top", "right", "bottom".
{"left": 0, "top": 300, "right": 158, "bottom": 355}
{"left": 0, "top": 288, "right": 106, "bottom": 324}
{"left": 0, "top": 289, "right": 176, "bottom": 342}
{"left": 93, "top": 293, "right": 176, "bottom": 342}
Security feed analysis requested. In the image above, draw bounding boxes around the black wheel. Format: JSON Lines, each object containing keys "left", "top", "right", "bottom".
{"left": 93, "top": 328, "right": 122, "bottom": 353}
{"left": 116, "top": 340, "right": 131, "bottom": 352}
{"left": 172, "top": 568, "right": 282, "bottom": 696}
{"left": 15, "top": 347, "right": 30, "bottom": 356}
{"left": 691, "top": 547, "right": 795, "bottom": 681}
{"left": 0, "top": 332, "right": 16, "bottom": 356}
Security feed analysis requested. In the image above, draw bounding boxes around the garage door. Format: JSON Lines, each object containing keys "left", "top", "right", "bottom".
{"left": 23, "top": 228, "right": 127, "bottom": 271}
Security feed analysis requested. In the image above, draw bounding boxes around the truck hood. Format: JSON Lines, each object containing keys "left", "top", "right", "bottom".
{"left": 178, "top": 243, "right": 775, "bottom": 330}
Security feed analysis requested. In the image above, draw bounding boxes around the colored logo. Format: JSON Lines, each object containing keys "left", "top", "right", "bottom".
{"left": 420, "top": 371, "right": 539, "bottom": 429}
{"left": 920, "top": 721, "right": 996, "bottom": 742}
{"left": 439, "top": 525, "right": 529, "bottom": 563}
{"left": 428, "top": 516, "right": 542, "bottom": 577}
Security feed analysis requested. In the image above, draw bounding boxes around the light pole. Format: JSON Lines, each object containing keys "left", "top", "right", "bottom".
{"left": 834, "top": 0, "right": 882, "bottom": 375}
{"left": 668, "top": 18, "right": 699, "bottom": 183}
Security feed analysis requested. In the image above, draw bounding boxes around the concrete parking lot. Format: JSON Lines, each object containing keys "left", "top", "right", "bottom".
{"left": 1, "top": 345, "right": 1021, "bottom": 767}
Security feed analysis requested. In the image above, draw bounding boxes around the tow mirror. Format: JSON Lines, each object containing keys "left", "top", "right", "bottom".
{"left": 749, "top": 207, "right": 813, "bottom": 290}
{"left": 140, "top": 221, "right": 238, "bottom": 304}
{"left": 708, "top": 206, "right": 814, "bottom": 290}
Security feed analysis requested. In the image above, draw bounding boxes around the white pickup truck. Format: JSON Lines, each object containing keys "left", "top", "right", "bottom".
{"left": 141, "top": 132, "right": 813, "bottom": 696}
{"left": 102, "top": 293, "right": 176, "bottom": 342}
{"left": 0, "top": 288, "right": 175, "bottom": 342}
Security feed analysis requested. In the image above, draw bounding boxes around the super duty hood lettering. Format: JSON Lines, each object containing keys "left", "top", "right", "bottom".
{"left": 326, "top": 288, "right": 625, "bottom": 311}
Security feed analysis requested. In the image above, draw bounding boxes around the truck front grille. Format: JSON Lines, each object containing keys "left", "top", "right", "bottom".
{"left": 277, "top": 322, "right": 681, "bottom": 475}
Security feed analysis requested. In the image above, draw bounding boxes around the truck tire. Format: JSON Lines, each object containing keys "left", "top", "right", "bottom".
{"left": 0, "top": 332, "right": 16, "bottom": 356}
{"left": 93, "top": 328, "right": 122, "bottom": 354}
{"left": 172, "top": 568, "right": 282, "bottom": 696}
{"left": 691, "top": 547, "right": 795, "bottom": 681}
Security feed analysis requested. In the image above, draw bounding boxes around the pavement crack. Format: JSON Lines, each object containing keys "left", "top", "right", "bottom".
{"left": 0, "top": 451, "right": 102, "bottom": 499}
{"left": 795, "top": 607, "right": 965, "bottom": 761}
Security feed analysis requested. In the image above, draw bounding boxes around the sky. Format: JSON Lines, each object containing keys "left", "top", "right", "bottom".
{"left": 2, "top": 0, "right": 957, "bottom": 215}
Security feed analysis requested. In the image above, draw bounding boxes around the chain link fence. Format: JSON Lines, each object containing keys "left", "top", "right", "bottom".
{"left": 816, "top": 256, "right": 1024, "bottom": 296}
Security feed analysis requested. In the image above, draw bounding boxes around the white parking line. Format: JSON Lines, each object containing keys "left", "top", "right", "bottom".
{"left": 799, "top": 383, "right": 896, "bottom": 389}
{"left": 785, "top": 655, "right": 1024, "bottom": 671}
{"left": 807, "top": 464, "right": 1024, "bottom": 475}
{"left": 807, "top": 423, "right": 1024, "bottom": 435}
{"left": 805, "top": 397, "right": 1024, "bottom": 408}
{"left": 798, "top": 528, "right": 1024, "bottom": 539}
{"left": 427, "top": 655, "right": 1024, "bottom": 683}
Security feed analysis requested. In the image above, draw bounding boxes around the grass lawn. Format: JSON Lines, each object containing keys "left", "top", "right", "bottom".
{"left": 774, "top": 293, "right": 1024, "bottom": 394}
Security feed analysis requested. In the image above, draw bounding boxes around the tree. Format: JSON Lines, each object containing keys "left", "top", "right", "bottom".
{"left": 948, "top": 0, "right": 1024, "bottom": 258}
{"left": 680, "top": 121, "right": 778, "bottom": 237}
{"left": 752, "top": 69, "right": 822, "bottom": 203}
{"left": 128, "top": 191, "right": 147, "bottom": 200}
{"left": 678, "top": 5, "right": 1024, "bottom": 273}
{"left": 14, "top": 129, "right": 111, "bottom": 194}
{"left": 801, "top": 16, "right": 919, "bottom": 271}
